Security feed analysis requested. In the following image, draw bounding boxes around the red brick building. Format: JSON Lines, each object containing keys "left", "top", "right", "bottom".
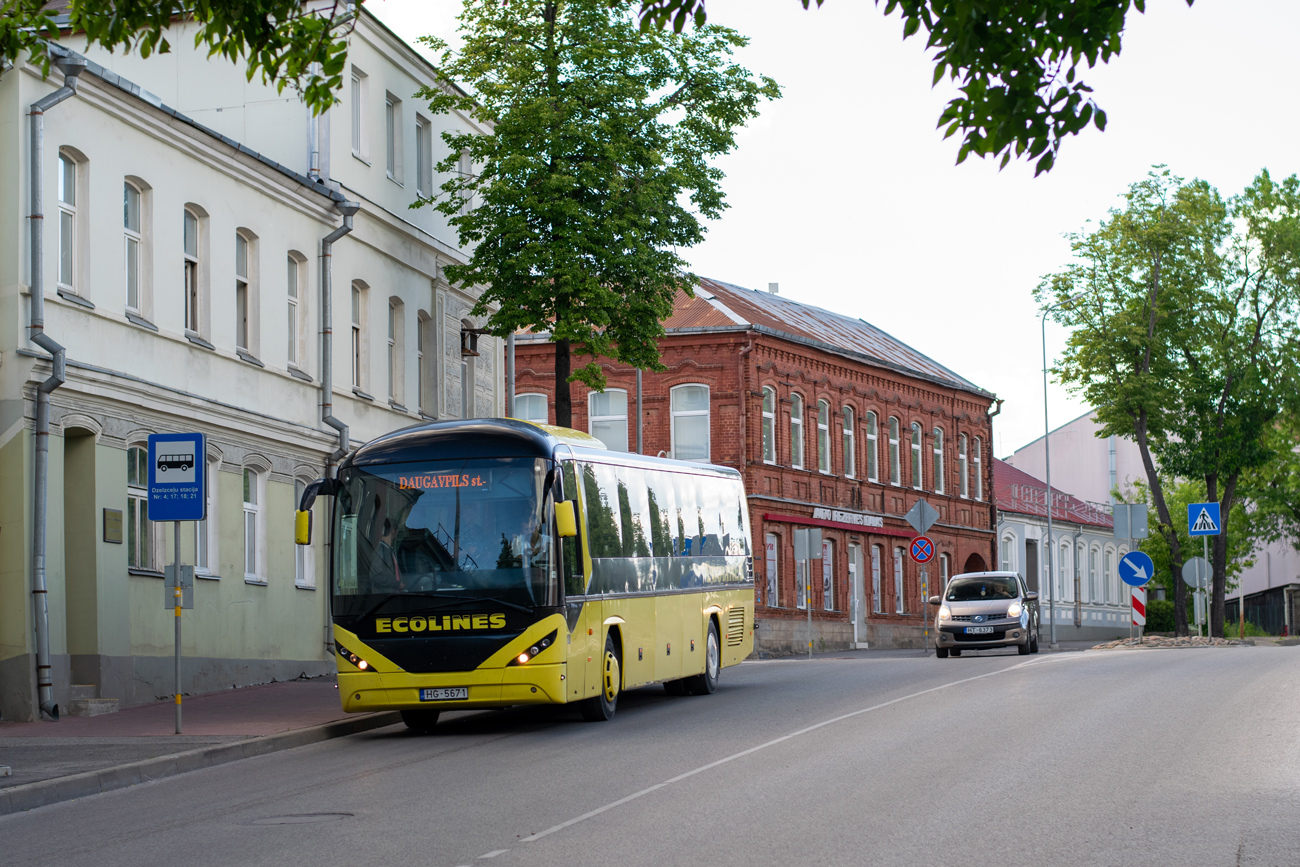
{"left": 513, "top": 279, "right": 999, "bottom": 652}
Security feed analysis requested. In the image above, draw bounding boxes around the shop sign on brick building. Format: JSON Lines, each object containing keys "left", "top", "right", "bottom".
{"left": 514, "top": 279, "right": 1000, "bottom": 652}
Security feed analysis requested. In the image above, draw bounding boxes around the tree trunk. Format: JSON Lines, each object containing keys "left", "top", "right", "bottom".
{"left": 1210, "top": 474, "right": 1239, "bottom": 637}
{"left": 555, "top": 337, "right": 572, "bottom": 428}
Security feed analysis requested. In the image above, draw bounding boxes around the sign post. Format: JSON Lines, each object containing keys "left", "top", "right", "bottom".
{"left": 904, "top": 500, "right": 939, "bottom": 656}
{"left": 1112, "top": 503, "right": 1149, "bottom": 641}
{"left": 1188, "top": 502, "right": 1221, "bottom": 638}
{"left": 1119, "top": 550, "right": 1154, "bottom": 644}
{"left": 910, "top": 535, "right": 935, "bottom": 655}
{"left": 794, "top": 527, "right": 822, "bottom": 660}
{"left": 147, "top": 433, "right": 206, "bottom": 734}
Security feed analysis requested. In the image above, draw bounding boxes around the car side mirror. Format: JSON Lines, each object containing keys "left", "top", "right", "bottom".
{"left": 1024, "top": 591, "right": 1039, "bottom": 602}
{"left": 928, "top": 595, "right": 941, "bottom": 605}
{"left": 295, "top": 509, "right": 312, "bottom": 546}
{"left": 555, "top": 500, "right": 577, "bottom": 538}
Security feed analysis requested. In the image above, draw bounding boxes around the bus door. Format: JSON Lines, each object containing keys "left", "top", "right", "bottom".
{"left": 559, "top": 461, "right": 600, "bottom": 704}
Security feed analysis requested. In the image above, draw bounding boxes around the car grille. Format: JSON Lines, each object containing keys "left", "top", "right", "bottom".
{"left": 954, "top": 629, "right": 1008, "bottom": 642}
{"left": 952, "top": 614, "right": 1011, "bottom": 622}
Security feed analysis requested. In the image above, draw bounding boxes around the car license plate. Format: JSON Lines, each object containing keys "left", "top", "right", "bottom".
{"left": 420, "top": 687, "right": 468, "bottom": 701}
{"left": 964, "top": 626, "right": 994, "bottom": 634}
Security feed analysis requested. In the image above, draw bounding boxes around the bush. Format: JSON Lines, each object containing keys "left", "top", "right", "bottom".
{"left": 1145, "top": 598, "right": 1175, "bottom": 633}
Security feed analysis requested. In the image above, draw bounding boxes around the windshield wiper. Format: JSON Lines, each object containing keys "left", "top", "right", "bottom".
{"left": 430, "top": 594, "right": 533, "bottom": 614}
{"left": 348, "top": 592, "right": 533, "bottom": 623}
{"left": 350, "top": 592, "right": 446, "bottom": 624}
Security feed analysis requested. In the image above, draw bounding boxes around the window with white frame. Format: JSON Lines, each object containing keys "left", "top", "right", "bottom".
{"left": 235, "top": 231, "right": 252, "bottom": 351}
{"left": 514, "top": 393, "right": 548, "bottom": 424}
{"left": 124, "top": 180, "right": 143, "bottom": 311}
{"left": 286, "top": 253, "right": 304, "bottom": 368}
{"left": 350, "top": 66, "right": 368, "bottom": 158}
{"left": 817, "top": 399, "right": 831, "bottom": 473}
{"left": 871, "top": 544, "right": 882, "bottom": 614}
{"left": 888, "top": 417, "right": 900, "bottom": 485}
{"left": 843, "top": 406, "right": 855, "bottom": 479}
{"left": 387, "top": 298, "right": 405, "bottom": 402}
{"left": 416, "top": 311, "right": 427, "bottom": 413}
{"left": 183, "top": 207, "right": 201, "bottom": 333}
{"left": 958, "top": 434, "right": 969, "bottom": 498}
{"left": 894, "top": 547, "right": 905, "bottom": 614}
{"left": 385, "top": 92, "right": 403, "bottom": 183}
{"left": 58, "top": 150, "right": 82, "bottom": 293}
{"left": 973, "top": 437, "right": 983, "bottom": 500}
{"left": 1089, "top": 544, "right": 1101, "bottom": 603}
{"left": 670, "top": 384, "right": 709, "bottom": 461}
{"left": 1000, "top": 532, "right": 1017, "bottom": 572}
{"left": 589, "top": 389, "right": 629, "bottom": 452}
{"left": 765, "top": 532, "right": 779, "bottom": 607}
{"left": 294, "top": 478, "right": 315, "bottom": 589}
{"left": 822, "top": 539, "right": 835, "bottom": 611}
{"left": 761, "top": 386, "right": 776, "bottom": 464}
{"left": 457, "top": 148, "right": 474, "bottom": 213}
{"left": 911, "top": 423, "right": 923, "bottom": 490}
{"left": 932, "top": 427, "right": 945, "bottom": 494}
{"left": 127, "top": 446, "right": 155, "bottom": 570}
{"left": 415, "top": 115, "right": 432, "bottom": 196}
{"left": 243, "top": 468, "right": 264, "bottom": 583}
{"left": 1104, "top": 547, "right": 1116, "bottom": 604}
{"left": 940, "top": 552, "right": 950, "bottom": 591}
{"left": 351, "top": 281, "right": 366, "bottom": 389}
{"left": 1058, "top": 540, "right": 1071, "bottom": 602}
{"left": 790, "top": 394, "right": 804, "bottom": 469}
{"left": 865, "top": 411, "right": 878, "bottom": 482}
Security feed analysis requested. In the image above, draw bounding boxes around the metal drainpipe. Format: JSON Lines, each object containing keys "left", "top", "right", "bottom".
{"left": 28, "top": 52, "right": 88, "bottom": 721}
{"left": 320, "top": 201, "right": 360, "bottom": 468}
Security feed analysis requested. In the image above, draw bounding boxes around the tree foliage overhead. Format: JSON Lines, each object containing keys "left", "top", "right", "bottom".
{"left": 1040, "top": 168, "right": 1300, "bottom": 636}
{"left": 1, "top": 0, "right": 357, "bottom": 114}
{"left": 635, "top": 0, "right": 1195, "bottom": 175}
{"left": 417, "top": 0, "right": 778, "bottom": 427}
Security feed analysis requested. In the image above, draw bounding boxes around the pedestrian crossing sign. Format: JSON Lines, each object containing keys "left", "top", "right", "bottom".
{"left": 1188, "top": 502, "right": 1221, "bottom": 536}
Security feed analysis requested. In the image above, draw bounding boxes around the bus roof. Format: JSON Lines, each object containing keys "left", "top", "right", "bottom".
{"left": 343, "top": 418, "right": 740, "bottom": 479}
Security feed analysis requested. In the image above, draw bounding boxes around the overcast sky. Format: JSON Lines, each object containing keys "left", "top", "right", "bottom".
{"left": 371, "top": 0, "right": 1300, "bottom": 459}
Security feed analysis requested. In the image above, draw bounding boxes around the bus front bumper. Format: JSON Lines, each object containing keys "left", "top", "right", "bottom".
{"left": 338, "top": 663, "right": 567, "bottom": 713}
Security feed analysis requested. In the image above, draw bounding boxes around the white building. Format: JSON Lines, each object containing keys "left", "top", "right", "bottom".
{"left": 0, "top": 10, "right": 503, "bottom": 721}
{"left": 1007, "top": 411, "right": 1299, "bottom": 635}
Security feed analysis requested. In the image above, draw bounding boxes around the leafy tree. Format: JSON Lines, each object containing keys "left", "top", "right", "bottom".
{"left": 1, "top": 0, "right": 357, "bottom": 114}
{"left": 1043, "top": 168, "right": 1300, "bottom": 636}
{"left": 636, "top": 0, "right": 1195, "bottom": 175}
{"left": 416, "top": 0, "right": 778, "bottom": 427}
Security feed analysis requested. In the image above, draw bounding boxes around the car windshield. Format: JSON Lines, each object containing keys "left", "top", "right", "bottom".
{"left": 945, "top": 576, "right": 1019, "bottom": 601}
{"left": 331, "top": 457, "right": 558, "bottom": 618}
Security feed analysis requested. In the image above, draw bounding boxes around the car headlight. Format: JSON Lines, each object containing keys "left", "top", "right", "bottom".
{"left": 937, "top": 605, "right": 952, "bottom": 622}
{"left": 1007, "top": 601, "right": 1023, "bottom": 618}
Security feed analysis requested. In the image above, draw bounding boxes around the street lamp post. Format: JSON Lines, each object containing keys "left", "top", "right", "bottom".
{"left": 1042, "top": 291, "right": 1088, "bottom": 651}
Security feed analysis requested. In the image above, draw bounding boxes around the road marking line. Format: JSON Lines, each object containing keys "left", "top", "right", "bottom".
{"left": 479, "top": 851, "right": 509, "bottom": 859}
{"left": 521, "top": 656, "right": 1076, "bottom": 843}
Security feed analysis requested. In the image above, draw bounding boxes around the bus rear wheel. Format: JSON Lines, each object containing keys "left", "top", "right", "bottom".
{"left": 685, "top": 621, "right": 720, "bottom": 696}
{"left": 580, "top": 634, "right": 620, "bottom": 722}
{"left": 400, "top": 709, "right": 440, "bottom": 733}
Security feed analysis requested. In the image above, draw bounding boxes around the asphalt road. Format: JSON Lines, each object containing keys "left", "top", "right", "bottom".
{"left": 3, "top": 647, "right": 1297, "bottom": 867}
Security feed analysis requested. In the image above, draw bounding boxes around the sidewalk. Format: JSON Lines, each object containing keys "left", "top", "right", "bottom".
{"left": 0, "top": 676, "right": 399, "bottom": 815}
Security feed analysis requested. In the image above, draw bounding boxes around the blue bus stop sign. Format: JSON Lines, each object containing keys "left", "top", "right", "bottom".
{"left": 147, "top": 433, "right": 206, "bottom": 522}
{"left": 1119, "top": 551, "right": 1155, "bottom": 587}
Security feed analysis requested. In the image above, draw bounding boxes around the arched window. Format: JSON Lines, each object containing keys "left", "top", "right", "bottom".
{"left": 589, "top": 388, "right": 629, "bottom": 452}
{"left": 58, "top": 148, "right": 87, "bottom": 295}
{"left": 822, "top": 539, "right": 835, "bottom": 610}
{"left": 1058, "top": 541, "right": 1071, "bottom": 602}
{"left": 1104, "top": 546, "right": 1116, "bottom": 605}
{"left": 871, "top": 545, "right": 882, "bottom": 614}
{"left": 894, "top": 547, "right": 906, "bottom": 614}
{"left": 888, "top": 417, "right": 900, "bottom": 485}
{"left": 973, "top": 437, "right": 983, "bottom": 501}
{"left": 932, "top": 427, "right": 945, "bottom": 494}
{"left": 235, "top": 229, "right": 261, "bottom": 358}
{"left": 765, "top": 532, "right": 779, "bottom": 607}
{"left": 865, "top": 412, "right": 878, "bottom": 482}
{"left": 790, "top": 394, "right": 804, "bottom": 469}
{"left": 670, "top": 384, "right": 709, "bottom": 461}
{"left": 294, "top": 477, "right": 316, "bottom": 589}
{"left": 842, "top": 407, "right": 855, "bottom": 479}
{"left": 350, "top": 281, "right": 368, "bottom": 390}
{"left": 1089, "top": 544, "right": 1101, "bottom": 603}
{"left": 243, "top": 467, "right": 264, "bottom": 584}
{"left": 387, "top": 297, "right": 405, "bottom": 403}
{"left": 183, "top": 207, "right": 203, "bottom": 333}
{"left": 761, "top": 387, "right": 776, "bottom": 464}
{"left": 958, "top": 434, "right": 969, "bottom": 498}
{"left": 1000, "top": 532, "right": 1017, "bottom": 573}
{"left": 911, "top": 422, "right": 923, "bottom": 490}
{"left": 817, "top": 399, "right": 831, "bottom": 473}
{"left": 124, "top": 180, "right": 145, "bottom": 312}
{"left": 514, "top": 393, "right": 548, "bottom": 424}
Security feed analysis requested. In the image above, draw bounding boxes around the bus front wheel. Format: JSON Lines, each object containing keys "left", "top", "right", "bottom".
{"left": 580, "top": 634, "right": 620, "bottom": 722}
{"left": 400, "top": 709, "right": 440, "bottom": 733}
{"left": 685, "top": 621, "right": 720, "bottom": 696}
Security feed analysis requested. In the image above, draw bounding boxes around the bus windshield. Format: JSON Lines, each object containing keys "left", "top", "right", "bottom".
{"left": 332, "top": 457, "right": 557, "bottom": 618}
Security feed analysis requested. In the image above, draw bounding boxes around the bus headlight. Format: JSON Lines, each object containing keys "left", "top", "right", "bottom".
{"left": 336, "top": 642, "right": 373, "bottom": 672}
{"left": 509, "top": 630, "right": 557, "bottom": 665}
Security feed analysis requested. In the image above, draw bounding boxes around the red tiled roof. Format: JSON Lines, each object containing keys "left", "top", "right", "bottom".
{"left": 993, "top": 458, "right": 1113, "bottom": 529}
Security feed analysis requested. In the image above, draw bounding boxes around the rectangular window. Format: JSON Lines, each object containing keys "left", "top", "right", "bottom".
{"left": 842, "top": 407, "right": 855, "bottom": 479}
{"left": 670, "top": 385, "right": 709, "bottom": 461}
{"left": 235, "top": 233, "right": 250, "bottom": 350}
{"left": 888, "top": 417, "right": 900, "bottom": 485}
{"left": 817, "top": 400, "right": 831, "bottom": 474}
{"left": 127, "top": 447, "right": 153, "bottom": 570}
{"left": 415, "top": 115, "right": 432, "bottom": 196}
{"left": 911, "top": 423, "right": 923, "bottom": 490}
{"left": 932, "top": 427, "right": 945, "bottom": 494}
{"left": 761, "top": 387, "right": 776, "bottom": 464}
{"left": 287, "top": 256, "right": 300, "bottom": 367}
{"left": 243, "top": 468, "right": 259, "bottom": 580}
{"left": 183, "top": 209, "right": 200, "bottom": 333}
{"left": 416, "top": 314, "right": 426, "bottom": 412}
{"left": 822, "top": 539, "right": 834, "bottom": 611}
{"left": 871, "top": 544, "right": 882, "bottom": 614}
{"left": 58, "top": 153, "right": 76, "bottom": 289}
{"left": 385, "top": 93, "right": 402, "bottom": 182}
{"left": 894, "top": 547, "right": 905, "bottom": 614}
{"left": 196, "top": 457, "right": 216, "bottom": 576}
{"left": 124, "top": 182, "right": 141, "bottom": 310}
{"left": 295, "top": 479, "right": 311, "bottom": 589}
{"left": 589, "top": 389, "right": 629, "bottom": 452}
{"left": 790, "top": 395, "right": 804, "bottom": 469}
{"left": 515, "top": 393, "right": 547, "bottom": 424}
{"left": 959, "top": 434, "right": 969, "bottom": 499}
{"left": 940, "top": 553, "right": 950, "bottom": 593}
{"left": 765, "top": 532, "right": 779, "bottom": 607}
{"left": 866, "top": 412, "right": 878, "bottom": 482}
{"left": 388, "top": 302, "right": 397, "bottom": 399}
{"left": 351, "top": 284, "right": 363, "bottom": 388}
{"left": 973, "top": 437, "right": 983, "bottom": 501}
{"left": 350, "top": 67, "right": 367, "bottom": 157}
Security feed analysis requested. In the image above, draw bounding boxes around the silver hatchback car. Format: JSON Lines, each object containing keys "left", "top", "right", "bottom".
{"left": 929, "top": 571, "right": 1039, "bottom": 657}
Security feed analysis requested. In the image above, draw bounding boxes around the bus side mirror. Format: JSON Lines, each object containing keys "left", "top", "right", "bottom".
{"left": 295, "top": 510, "right": 312, "bottom": 546}
{"left": 555, "top": 500, "right": 577, "bottom": 538}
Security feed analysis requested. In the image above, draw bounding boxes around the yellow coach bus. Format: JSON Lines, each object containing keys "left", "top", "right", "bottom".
{"left": 296, "top": 418, "right": 754, "bottom": 731}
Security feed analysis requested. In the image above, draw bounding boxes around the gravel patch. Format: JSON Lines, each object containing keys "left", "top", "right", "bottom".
{"left": 1091, "top": 635, "right": 1248, "bottom": 650}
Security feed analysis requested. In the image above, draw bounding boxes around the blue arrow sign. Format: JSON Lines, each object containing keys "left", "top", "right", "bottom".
{"left": 1119, "top": 551, "right": 1155, "bottom": 587}
{"left": 1188, "top": 502, "right": 1221, "bottom": 536}
{"left": 147, "top": 433, "right": 206, "bottom": 522}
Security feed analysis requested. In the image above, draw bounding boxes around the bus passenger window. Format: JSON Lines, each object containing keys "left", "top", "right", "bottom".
{"left": 583, "top": 463, "right": 622, "bottom": 559}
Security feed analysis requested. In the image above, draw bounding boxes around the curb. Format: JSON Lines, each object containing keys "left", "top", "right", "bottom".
{"left": 0, "top": 711, "right": 401, "bottom": 816}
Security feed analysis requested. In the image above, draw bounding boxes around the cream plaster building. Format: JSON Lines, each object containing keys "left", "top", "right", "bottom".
{"left": 0, "top": 10, "right": 503, "bottom": 721}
